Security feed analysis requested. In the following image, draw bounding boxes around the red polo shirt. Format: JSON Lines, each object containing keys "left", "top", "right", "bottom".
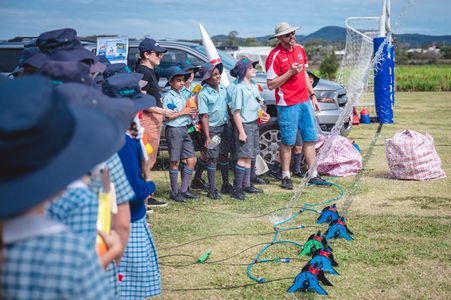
{"left": 265, "top": 43, "right": 309, "bottom": 106}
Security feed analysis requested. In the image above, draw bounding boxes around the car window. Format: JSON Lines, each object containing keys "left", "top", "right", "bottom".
{"left": 155, "top": 49, "right": 204, "bottom": 79}
{"left": 127, "top": 46, "right": 140, "bottom": 71}
{"left": 189, "top": 45, "right": 236, "bottom": 70}
{"left": 0, "top": 48, "right": 23, "bottom": 73}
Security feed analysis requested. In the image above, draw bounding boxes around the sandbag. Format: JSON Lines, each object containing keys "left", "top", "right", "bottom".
{"left": 385, "top": 130, "right": 446, "bottom": 180}
{"left": 317, "top": 135, "right": 362, "bottom": 177}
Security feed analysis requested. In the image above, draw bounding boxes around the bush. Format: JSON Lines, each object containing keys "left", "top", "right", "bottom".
{"left": 319, "top": 51, "right": 339, "bottom": 80}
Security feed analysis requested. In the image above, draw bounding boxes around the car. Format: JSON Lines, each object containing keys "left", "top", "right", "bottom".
{"left": 0, "top": 39, "right": 351, "bottom": 165}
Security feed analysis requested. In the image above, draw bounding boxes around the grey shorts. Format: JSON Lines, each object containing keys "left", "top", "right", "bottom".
{"left": 205, "top": 124, "right": 231, "bottom": 159}
{"left": 234, "top": 120, "right": 259, "bottom": 159}
{"left": 165, "top": 126, "right": 196, "bottom": 162}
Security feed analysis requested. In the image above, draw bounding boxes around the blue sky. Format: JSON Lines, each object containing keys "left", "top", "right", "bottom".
{"left": 0, "top": 0, "right": 450, "bottom": 40}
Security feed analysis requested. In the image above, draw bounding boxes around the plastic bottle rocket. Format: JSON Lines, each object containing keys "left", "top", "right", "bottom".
{"left": 207, "top": 135, "right": 221, "bottom": 149}
{"left": 360, "top": 108, "right": 371, "bottom": 124}
{"left": 199, "top": 24, "right": 230, "bottom": 87}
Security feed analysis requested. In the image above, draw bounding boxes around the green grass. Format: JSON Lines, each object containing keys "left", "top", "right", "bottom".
{"left": 148, "top": 91, "right": 451, "bottom": 299}
{"left": 396, "top": 65, "right": 451, "bottom": 92}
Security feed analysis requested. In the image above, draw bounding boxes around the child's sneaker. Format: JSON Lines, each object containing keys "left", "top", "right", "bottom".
{"left": 191, "top": 178, "right": 208, "bottom": 190}
{"left": 147, "top": 197, "right": 168, "bottom": 207}
{"left": 207, "top": 189, "right": 222, "bottom": 200}
{"left": 170, "top": 192, "right": 187, "bottom": 202}
{"left": 180, "top": 190, "right": 199, "bottom": 199}
{"left": 243, "top": 185, "right": 263, "bottom": 193}
{"left": 220, "top": 183, "right": 234, "bottom": 194}
{"left": 308, "top": 176, "right": 332, "bottom": 187}
{"left": 230, "top": 189, "right": 246, "bottom": 200}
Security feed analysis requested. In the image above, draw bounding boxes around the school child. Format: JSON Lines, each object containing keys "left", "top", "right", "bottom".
{"left": 180, "top": 62, "right": 200, "bottom": 99}
{"left": 0, "top": 76, "right": 124, "bottom": 299}
{"left": 191, "top": 62, "right": 234, "bottom": 199}
{"left": 230, "top": 58, "right": 270, "bottom": 199}
{"left": 163, "top": 66, "right": 199, "bottom": 202}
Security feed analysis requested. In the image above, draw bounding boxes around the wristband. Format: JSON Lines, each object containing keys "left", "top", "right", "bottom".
{"left": 310, "top": 93, "right": 316, "bottom": 97}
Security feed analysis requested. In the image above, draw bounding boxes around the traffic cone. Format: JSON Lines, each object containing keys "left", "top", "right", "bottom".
{"left": 360, "top": 108, "right": 371, "bottom": 124}
{"left": 199, "top": 24, "right": 230, "bottom": 87}
{"left": 352, "top": 107, "right": 360, "bottom": 125}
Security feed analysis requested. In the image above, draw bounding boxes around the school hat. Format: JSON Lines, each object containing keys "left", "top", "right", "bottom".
{"left": 10, "top": 39, "right": 40, "bottom": 76}
{"left": 56, "top": 82, "right": 136, "bottom": 130}
{"left": 0, "top": 76, "right": 124, "bottom": 219}
{"left": 39, "top": 61, "right": 94, "bottom": 86}
{"left": 180, "top": 62, "right": 200, "bottom": 73}
{"left": 165, "top": 66, "right": 190, "bottom": 87}
{"left": 102, "top": 73, "right": 157, "bottom": 111}
{"left": 199, "top": 61, "right": 223, "bottom": 82}
{"left": 103, "top": 63, "right": 133, "bottom": 79}
{"left": 307, "top": 71, "right": 320, "bottom": 88}
{"left": 138, "top": 38, "right": 167, "bottom": 53}
{"left": 269, "top": 22, "right": 300, "bottom": 40}
{"left": 25, "top": 28, "right": 96, "bottom": 69}
{"left": 230, "top": 57, "right": 258, "bottom": 81}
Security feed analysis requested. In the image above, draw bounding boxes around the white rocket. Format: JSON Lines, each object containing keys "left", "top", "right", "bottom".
{"left": 199, "top": 23, "right": 230, "bottom": 87}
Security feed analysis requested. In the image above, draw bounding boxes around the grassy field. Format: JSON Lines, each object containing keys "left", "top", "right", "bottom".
{"left": 148, "top": 91, "right": 450, "bottom": 299}
{"left": 396, "top": 65, "right": 451, "bottom": 92}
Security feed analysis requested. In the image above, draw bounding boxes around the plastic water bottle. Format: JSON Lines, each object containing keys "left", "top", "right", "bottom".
{"left": 207, "top": 135, "right": 221, "bottom": 149}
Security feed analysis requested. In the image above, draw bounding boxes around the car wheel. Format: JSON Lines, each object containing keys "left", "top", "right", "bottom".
{"left": 259, "top": 118, "right": 281, "bottom": 165}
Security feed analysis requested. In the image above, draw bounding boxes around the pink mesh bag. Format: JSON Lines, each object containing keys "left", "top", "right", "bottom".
{"left": 385, "top": 130, "right": 446, "bottom": 180}
{"left": 317, "top": 135, "right": 362, "bottom": 177}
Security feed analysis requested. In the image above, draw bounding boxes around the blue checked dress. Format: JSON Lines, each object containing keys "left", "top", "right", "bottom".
{"left": 1, "top": 214, "right": 115, "bottom": 300}
{"left": 119, "top": 215, "right": 161, "bottom": 299}
{"left": 45, "top": 181, "right": 98, "bottom": 250}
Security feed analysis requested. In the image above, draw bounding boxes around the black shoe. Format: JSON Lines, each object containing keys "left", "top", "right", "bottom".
{"left": 243, "top": 185, "right": 264, "bottom": 194}
{"left": 308, "top": 176, "right": 332, "bottom": 187}
{"left": 220, "top": 183, "right": 234, "bottom": 194}
{"left": 180, "top": 190, "right": 200, "bottom": 199}
{"left": 281, "top": 177, "right": 293, "bottom": 190}
{"left": 293, "top": 171, "right": 305, "bottom": 178}
{"left": 207, "top": 189, "right": 222, "bottom": 200}
{"left": 252, "top": 176, "right": 269, "bottom": 184}
{"left": 170, "top": 192, "right": 187, "bottom": 202}
{"left": 191, "top": 178, "right": 208, "bottom": 190}
{"left": 147, "top": 197, "right": 168, "bottom": 207}
{"left": 230, "top": 188, "right": 246, "bottom": 200}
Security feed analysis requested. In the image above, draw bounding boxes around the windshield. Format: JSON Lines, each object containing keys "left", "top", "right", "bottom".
{"left": 190, "top": 45, "right": 237, "bottom": 70}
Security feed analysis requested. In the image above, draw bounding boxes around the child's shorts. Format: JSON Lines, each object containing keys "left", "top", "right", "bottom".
{"left": 205, "top": 123, "right": 231, "bottom": 159}
{"left": 165, "top": 126, "right": 196, "bottom": 162}
{"left": 234, "top": 120, "right": 259, "bottom": 159}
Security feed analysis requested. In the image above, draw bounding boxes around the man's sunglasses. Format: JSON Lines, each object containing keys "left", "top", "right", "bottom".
{"left": 283, "top": 32, "right": 296, "bottom": 38}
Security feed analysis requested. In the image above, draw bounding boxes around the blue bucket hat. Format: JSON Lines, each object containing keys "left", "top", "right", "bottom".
{"left": 39, "top": 61, "right": 94, "bottom": 86}
{"left": 199, "top": 62, "right": 223, "bottom": 83}
{"left": 165, "top": 66, "right": 190, "bottom": 87}
{"left": 0, "top": 76, "right": 124, "bottom": 219}
{"left": 25, "top": 28, "right": 96, "bottom": 69}
{"left": 10, "top": 39, "right": 40, "bottom": 76}
{"left": 138, "top": 38, "right": 167, "bottom": 53}
{"left": 56, "top": 82, "right": 136, "bottom": 131}
{"left": 307, "top": 70, "right": 320, "bottom": 88}
{"left": 180, "top": 62, "right": 200, "bottom": 73}
{"left": 103, "top": 73, "right": 156, "bottom": 111}
{"left": 230, "top": 57, "right": 258, "bottom": 81}
{"left": 103, "top": 63, "right": 132, "bottom": 79}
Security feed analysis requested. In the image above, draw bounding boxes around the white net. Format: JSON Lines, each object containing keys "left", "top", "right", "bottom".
{"left": 336, "top": 17, "right": 382, "bottom": 107}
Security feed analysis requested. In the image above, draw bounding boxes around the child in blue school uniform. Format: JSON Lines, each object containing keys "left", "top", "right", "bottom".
{"left": 230, "top": 58, "right": 270, "bottom": 199}
{"left": 163, "top": 66, "right": 199, "bottom": 202}
{"left": 0, "top": 76, "right": 124, "bottom": 299}
{"left": 191, "top": 62, "right": 234, "bottom": 199}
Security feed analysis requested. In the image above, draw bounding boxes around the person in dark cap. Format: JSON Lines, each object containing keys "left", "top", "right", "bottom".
{"left": 162, "top": 66, "right": 199, "bottom": 202}
{"left": 191, "top": 62, "right": 234, "bottom": 200}
{"left": 135, "top": 38, "right": 174, "bottom": 207}
{"left": 0, "top": 76, "right": 124, "bottom": 299}
{"left": 229, "top": 58, "right": 270, "bottom": 200}
{"left": 10, "top": 39, "right": 40, "bottom": 78}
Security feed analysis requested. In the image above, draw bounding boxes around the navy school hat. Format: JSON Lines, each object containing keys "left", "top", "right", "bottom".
{"left": 230, "top": 57, "right": 258, "bottom": 81}
{"left": 39, "top": 61, "right": 94, "bottom": 86}
{"left": 0, "top": 76, "right": 124, "bottom": 219}
{"left": 138, "top": 38, "right": 167, "bottom": 53}
{"left": 56, "top": 82, "right": 136, "bottom": 131}
{"left": 10, "top": 39, "right": 40, "bottom": 76}
{"left": 25, "top": 46, "right": 96, "bottom": 70}
{"left": 36, "top": 28, "right": 81, "bottom": 52}
{"left": 102, "top": 73, "right": 157, "bottom": 111}
{"left": 180, "top": 62, "right": 200, "bottom": 73}
{"left": 307, "top": 70, "right": 320, "bottom": 88}
{"left": 165, "top": 66, "right": 190, "bottom": 87}
{"left": 103, "top": 63, "right": 132, "bottom": 79}
{"left": 199, "top": 62, "right": 223, "bottom": 82}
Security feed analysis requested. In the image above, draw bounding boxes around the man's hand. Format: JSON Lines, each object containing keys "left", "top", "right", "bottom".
{"left": 290, "top": 63, "right": 303, "bottom": 75}
{"left": 311, "top": 95, "right": 321, "bottom": 113}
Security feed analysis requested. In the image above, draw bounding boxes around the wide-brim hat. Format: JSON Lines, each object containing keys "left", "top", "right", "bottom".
{"left": 307, "top": 71, "right": 320, "bottom": 88}
{"left": 39, "top": 60, "right": 94, "bottom": 86}
{"left": 199, "top": 62, "right": 223, "bottom": 82}
{"left": 180, "top": 62, "right": 200, "bottom": 73}
{"left": 57, "top": 82, "right": 136, "bottom": 130}
{"left": 269, "top": 22, "right": 300, "bottom": 40}
{"left": 25, "top": 45, "right": 96, "bottom": 70}
{"left": 0, "top": 76, "right": 124, "bottom": 219}
{"left": 165, "top": 66, "right": 191, "bottom": 87}
{"left": 230, "top": 58, "right": 258, "bottom": 80}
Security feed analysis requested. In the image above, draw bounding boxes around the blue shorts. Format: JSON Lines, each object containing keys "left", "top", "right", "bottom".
{"left": 277, "top": 102, "right": 318, "bottom": 146}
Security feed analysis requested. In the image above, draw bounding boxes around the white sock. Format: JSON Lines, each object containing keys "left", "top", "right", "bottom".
{"left": 310, "top": 169, "right": 318, "bottom": 178}
{"left": 282, "top": 171, "right": 291, "bottom": 179}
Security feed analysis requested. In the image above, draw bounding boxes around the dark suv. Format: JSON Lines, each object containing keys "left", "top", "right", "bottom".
{"left": 1, "top": 39, "right": 352, "bottom": 165}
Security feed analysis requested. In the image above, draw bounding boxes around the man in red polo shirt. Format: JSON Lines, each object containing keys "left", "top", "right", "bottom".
{"left": 265, "top": 22, "right": 331, "bottom": 189}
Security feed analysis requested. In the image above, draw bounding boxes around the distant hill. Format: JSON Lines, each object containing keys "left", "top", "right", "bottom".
{"left": 212, "top": 26, "right": 451, "bottom": 48}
